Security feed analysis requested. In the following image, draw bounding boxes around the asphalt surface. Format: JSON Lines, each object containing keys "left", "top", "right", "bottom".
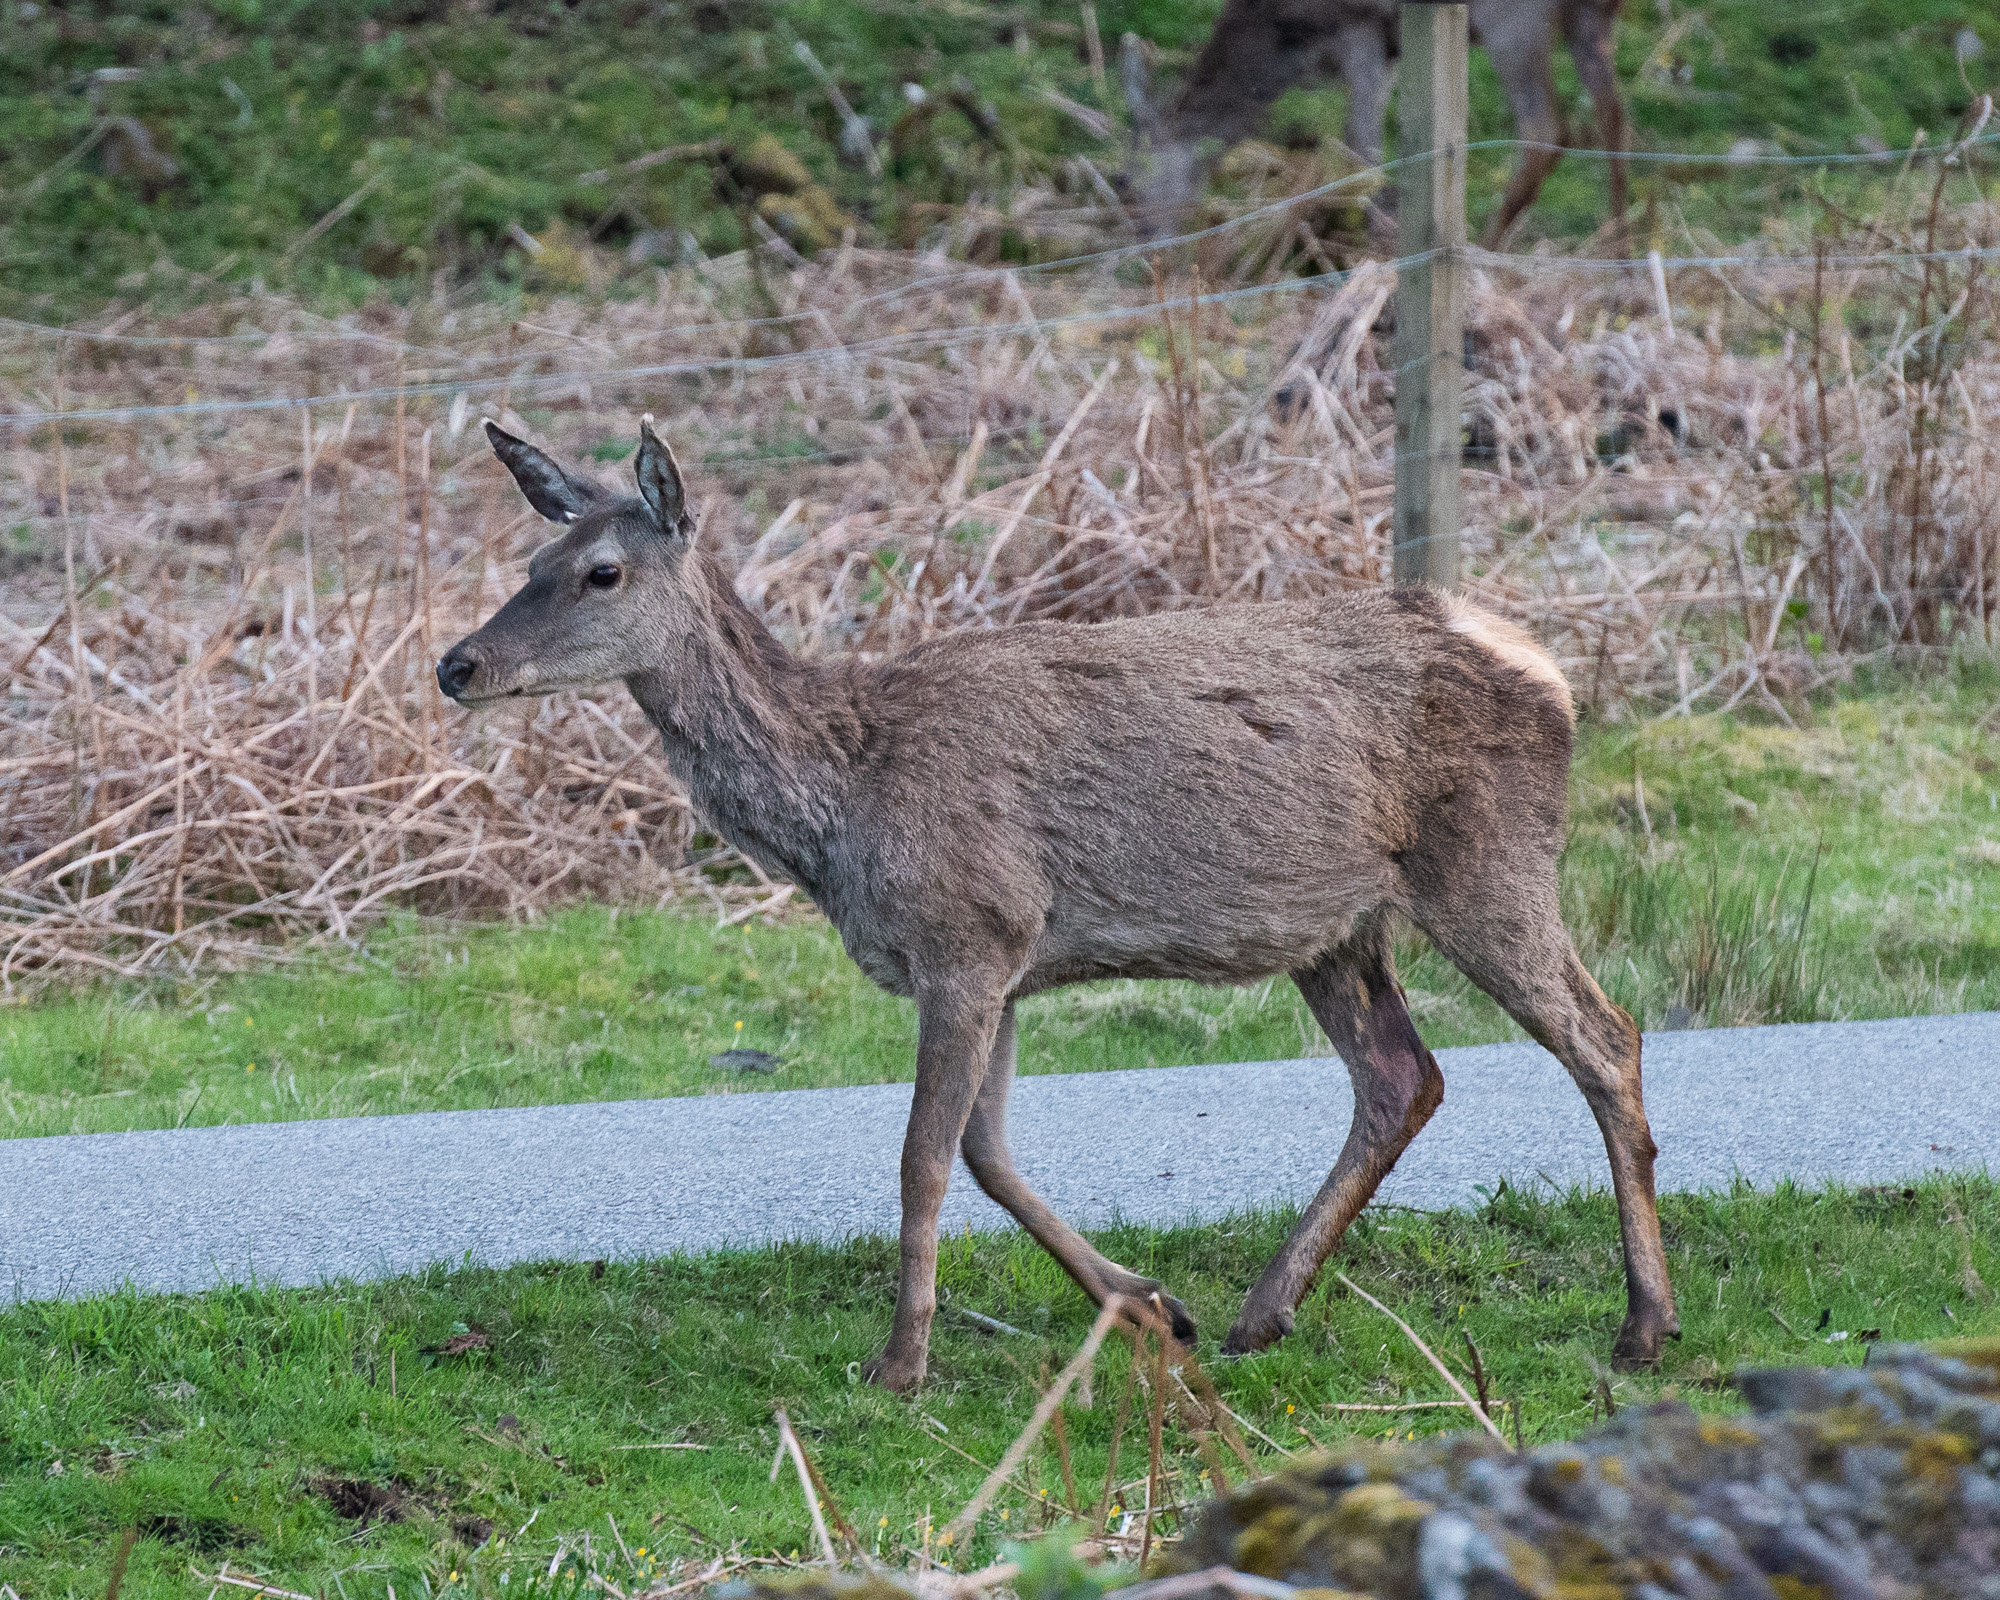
{"left": 3, "top": 1012, "right": 1995, "bottom": 1302}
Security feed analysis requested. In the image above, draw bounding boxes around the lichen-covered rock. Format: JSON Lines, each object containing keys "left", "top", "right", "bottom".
{"left": 1163, "top": 1342, "right": 2000, "bottom": 1600}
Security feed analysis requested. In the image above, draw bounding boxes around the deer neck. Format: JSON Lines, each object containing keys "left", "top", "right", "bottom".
{"left": 625, "top": 553, "right": 856, "bottom": 896}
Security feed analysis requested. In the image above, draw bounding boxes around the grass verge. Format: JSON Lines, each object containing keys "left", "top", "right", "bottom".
{"left": 3, "top": 672, "right": 1995, "bottom": 1140}
{"left": 2, "top": 1176, "right": 1995, "bottom": 1595}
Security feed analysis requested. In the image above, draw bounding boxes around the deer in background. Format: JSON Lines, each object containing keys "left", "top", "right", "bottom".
{"left": 1129, "top": 0, "right": 1628, "bottom": 247}
{"left": 438, "top": 418, "right": 1678, "bottom": 1393}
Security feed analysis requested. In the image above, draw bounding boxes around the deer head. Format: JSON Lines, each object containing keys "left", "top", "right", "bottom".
{"left": 437, "top": 417, "right": 698, "bottom": 706}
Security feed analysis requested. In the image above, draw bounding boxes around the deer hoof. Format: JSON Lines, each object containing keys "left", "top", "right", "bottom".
{"left": 1139, "top": 1286, "right": 1197, "bottom": 1346}
{"left": 862, "top": 1347, "right": 927, "bottom": 1394}
{"left": 1610, "top": 1309, "right": 1680, "bottom": 1371}
{"left": 1220, "top": 1302, "right": 1294, "bottom": 1356}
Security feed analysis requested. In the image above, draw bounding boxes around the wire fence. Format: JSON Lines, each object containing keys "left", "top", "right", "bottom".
{"left": 2, "top": 125, "right": 1996, "bottom": 980}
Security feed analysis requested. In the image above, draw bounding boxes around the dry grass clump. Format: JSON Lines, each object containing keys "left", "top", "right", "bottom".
{"left": 2, "top": 179, "right": 1996, "bottom": 979}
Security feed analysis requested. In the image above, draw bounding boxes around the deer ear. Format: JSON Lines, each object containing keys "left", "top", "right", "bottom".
{"left": 635, "top": 414, "right": 693, "bottom": 540}
{"left": 483, "top": 420, "right": 607, "bottom": 524}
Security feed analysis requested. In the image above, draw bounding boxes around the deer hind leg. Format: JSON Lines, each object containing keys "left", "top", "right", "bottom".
{"left": 1480, "top": 20, "right": 1565, "bottom": 248}
{"left": 1564, "top": 2, "right": 1628, "bottom": 244}
{"left": 1223, "top": 915, "right": 1444, "bottom": 1354}
{"left": 960, "top": 1001, "right": 1197, "bottom": 1343}
{"left": 1416, "top": 887, "right": 1680, "bottom": 1368}
{"left": 1328, "top": 19, "right": 1397, "bottom": 243}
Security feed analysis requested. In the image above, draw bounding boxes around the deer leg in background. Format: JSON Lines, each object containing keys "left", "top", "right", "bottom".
{"left": 1564, "top": 0, "right": 1629, "bottom": 246}
{"left": 1328, "top": 18, "right": 1397, "bottom": 241}
{"left": 960, "top": 1000, "right": 1198, "bottom": 1342}
{"left": 1223, "top": 915, "right": 1445, "bottom": 1354}
{"left": 862, "top": 981, "right": 1005, "bottom": 1394}
{"left": 1138, "top": 0, "right": 1342, "bottom": 229}
{"left": 1479, "top": 10, "right": 1565, "bottom": 248}
{"left": 1418, "top": 889, "right": 1680, "bottom": 1368}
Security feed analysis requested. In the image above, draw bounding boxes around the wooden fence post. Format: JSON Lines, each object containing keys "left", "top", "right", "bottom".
{"left": 1392, "top": 3, "right": 1468, "bottom": 588}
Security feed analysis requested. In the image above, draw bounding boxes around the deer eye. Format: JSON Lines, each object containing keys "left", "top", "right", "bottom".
{"left": 586, "top": 563, "right": 621, "bottom": 589}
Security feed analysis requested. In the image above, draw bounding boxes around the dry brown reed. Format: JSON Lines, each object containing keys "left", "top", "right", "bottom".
{"left": 2, "top": 170, "right": 1995, "bottom": 981}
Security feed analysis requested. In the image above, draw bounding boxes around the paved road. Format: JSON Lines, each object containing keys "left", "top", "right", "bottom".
{"left": 2, "top": 1012, "right": 1995, "bottom": 1302}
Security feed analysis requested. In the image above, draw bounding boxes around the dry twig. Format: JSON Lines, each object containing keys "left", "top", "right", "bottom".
{"left": 1334, "top": 1273, "right": 1512, "bottom": 1449}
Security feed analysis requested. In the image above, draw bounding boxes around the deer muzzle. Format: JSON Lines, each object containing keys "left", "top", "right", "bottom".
{"left": 436, "top": 644, "right": 478, "bottom": 700}
{"left": 435, "top": 637, "right": 540, "bottom": 705}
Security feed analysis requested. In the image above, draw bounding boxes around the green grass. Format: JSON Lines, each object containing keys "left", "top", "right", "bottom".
{"left": 3, "top": 670, "right": 1995, "bottom": 1141}
{"left": 2, "top": 1176, "right": 1995, "bottom": 1596}
{"left": 2, "top": 0, "right": 1993, "bottom": 318}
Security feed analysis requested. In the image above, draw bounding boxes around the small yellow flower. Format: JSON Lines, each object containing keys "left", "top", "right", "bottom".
{"left": 246, "top": 1063, "right": 256, "bottom": 1073}
{"left": 880, "top": 1516, "right": 889, "bottom": 1527}
{"left": 1286, "top": 1403, "right": 1294, "bottom": 1414}
{"left": 1000, "top": 1509, "right": 1009, "bottom": 1520}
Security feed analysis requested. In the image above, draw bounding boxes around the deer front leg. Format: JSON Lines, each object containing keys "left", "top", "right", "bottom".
{"left": 863, "top": 982, "right": 1005, "bottom": 1394}
{"left": 961, "top": 1001, "right": 1197, "bottom": 1344}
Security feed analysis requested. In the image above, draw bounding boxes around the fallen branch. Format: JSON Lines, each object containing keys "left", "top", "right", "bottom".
{"left": 1103, "top": 1566, "right": 1300, "bottom": 1600}
{"left": 717, "top": 884, "right": 795, "bottom": 927}
{"left": 1334, "top": 1273, "right": 1511, "bottom": 1450}
{"left": 278, "top": 171, "right": 386, "bottom": 266}
{"left": 578, "top": 142, "right": 725, "bottom": 185}
{"left": 1327, "top": 1400, "right": 1478, "bottom": 1413}
{"left": 773, "top": 1409, "right": 839, "bottom": 1566}
{"left": 954, "top": 1306, "right": 1030, "bottom": 1338}
{"left": 194, "top": 1567, "right": 317, "bottom": 1600}
{"left": 917, "top": 1560, "right": 1023, "bottom": 1598}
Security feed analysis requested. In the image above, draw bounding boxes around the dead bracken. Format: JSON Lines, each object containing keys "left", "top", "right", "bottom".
{"left": 3, "top": 182, "right": 1994, "bottom": 981}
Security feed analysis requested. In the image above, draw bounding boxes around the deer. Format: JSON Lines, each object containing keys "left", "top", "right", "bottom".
{"left": 437, "top": 417, "right": 1679, "bottom": 1393}
{"left": 1128, "top": 0, "right": 1628, "bottom": 249}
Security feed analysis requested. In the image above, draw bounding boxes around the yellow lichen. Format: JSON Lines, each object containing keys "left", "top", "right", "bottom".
{"left": 754, "top": 187, "right": 852, "bottom": 253}
{"left": 1927, "top": 1338, "right": 2000, "bottom": 1387}
{"left": 733, "top": 134, "right": 813, "bottom": 195}
{"left": 1229, "top": 1502, "right": 1302, "bottom": 1576}
{"left": 1905, "top": 1431, "right": 1976, "bottom": 1485}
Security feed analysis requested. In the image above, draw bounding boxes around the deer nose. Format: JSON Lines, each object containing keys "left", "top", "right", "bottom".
{"left": 436, "top": 646, "right": 479, "bottom": 700}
